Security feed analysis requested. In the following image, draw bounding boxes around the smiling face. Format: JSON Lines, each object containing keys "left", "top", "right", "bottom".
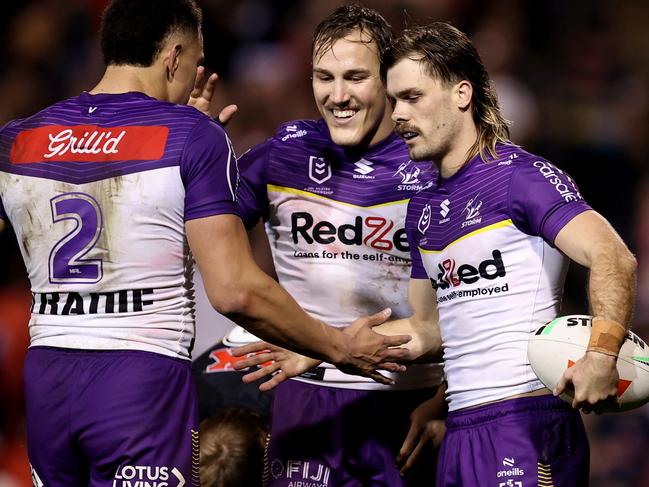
{"left": 312, "top": 30, "right": 393, "bottom": 148}
{"left": 387, "top": 57, "right": 462, "bottom": 163}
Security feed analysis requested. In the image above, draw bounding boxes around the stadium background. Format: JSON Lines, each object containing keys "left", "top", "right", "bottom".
{"left": 0, "top": 0, "right": 648, "bottom": 485}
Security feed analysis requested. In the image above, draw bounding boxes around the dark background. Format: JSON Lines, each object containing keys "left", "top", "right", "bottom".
{"left": 1, "top": 1, "right": 648, "bottom": 485}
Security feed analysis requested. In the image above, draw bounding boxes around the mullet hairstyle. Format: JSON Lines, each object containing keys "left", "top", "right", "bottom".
{"left": 312, "top": 4, "right": 394, "bottom": 63}
{"left": 384, "top": 22, "right": 510, "bottom": 162}
{"left": 100, "top": 0, "right": 202, "bottom": 67}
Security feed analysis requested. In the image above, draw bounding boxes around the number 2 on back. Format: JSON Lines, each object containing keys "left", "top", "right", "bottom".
{"left": 48, "top": 192, "right": 104, "bottom": 284}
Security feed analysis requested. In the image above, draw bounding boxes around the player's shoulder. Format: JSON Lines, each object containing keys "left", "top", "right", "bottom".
{"left": 489, "top": 143, "right": 554, "bottom": 171}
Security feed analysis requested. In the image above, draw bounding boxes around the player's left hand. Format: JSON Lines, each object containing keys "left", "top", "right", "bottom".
{"left": 232, "top": 341, "right": 320, "bottom": 392}
{"left": 189, "top": 66, "right": 238, "bottom": 125}
{"left": 554, "top": 351, "right": 619, "bottom": 413}
{"left": 396, "top": 394, "right": 447, "bottom": 475}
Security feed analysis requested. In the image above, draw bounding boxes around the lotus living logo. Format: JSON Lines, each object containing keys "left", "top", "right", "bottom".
{"left": 308, "top": 156, "right": 331, "bottom": 184}
{"left": 113, "top": 465, "right": 186, "bottom": 487}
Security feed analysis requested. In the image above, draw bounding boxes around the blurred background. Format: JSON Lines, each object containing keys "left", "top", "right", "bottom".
{"left": 0, "top": 0, "right": 648, "bottom": 485}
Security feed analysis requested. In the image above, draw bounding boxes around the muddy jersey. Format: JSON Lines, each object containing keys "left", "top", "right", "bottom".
{"left": 0, "top": 91, "right": 239, "bottom": 360}
{"left": 238, "top": 119, "right": 443, "bottom": 390}
{"left": 406, "top": 144, "right": 591, "bottom": 410}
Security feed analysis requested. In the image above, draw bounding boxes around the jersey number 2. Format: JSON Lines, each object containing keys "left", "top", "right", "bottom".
{"left": 48, "top": 192, "right": 104, "bottom": 284}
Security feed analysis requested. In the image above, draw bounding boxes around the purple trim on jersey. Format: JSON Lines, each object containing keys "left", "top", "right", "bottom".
{"left": 237, "top": 118, "right": 437, "bottom": 229}
{"left": 509, "top": 158, "right": 591, "bottom": 243}
{"left": 405, "top": 144, "right": 591, "bottom": 258}
{"left": 405, "top": 202, "right": 429, "bottom": 278}
{"left": 181, "top": 117, "right": 239, "bottom": 221}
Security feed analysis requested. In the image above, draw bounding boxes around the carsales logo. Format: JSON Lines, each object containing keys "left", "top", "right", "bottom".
{"left": 113, "top": 465, "right": 185, "bottom": 487}
{"left": 533, "top": 160, "right": 582, "bottom": 203}
{"left": 290, "top": 212, "right": 408, "bottom": 252}
{"left": 10, "top": 125, "right": 169, "bottom": 163}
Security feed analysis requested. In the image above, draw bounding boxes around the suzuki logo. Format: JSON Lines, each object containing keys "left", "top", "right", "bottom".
{"left": 440, "top": 199, "right": 450, "bottom": 218}
{"left": 353, "top": 159, "right": 374, "bottom": 175}
{"left": 308, "top": 156, "right": 332, "bottom": 184}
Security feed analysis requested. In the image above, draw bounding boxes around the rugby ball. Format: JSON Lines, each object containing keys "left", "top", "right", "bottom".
{"left": 528, "top": 315, "right": 649, "bottom": 412}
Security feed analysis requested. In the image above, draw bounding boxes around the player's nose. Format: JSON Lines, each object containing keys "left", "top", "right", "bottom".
{"left": 330, "top": 79, "right": 351, "bottom": 104}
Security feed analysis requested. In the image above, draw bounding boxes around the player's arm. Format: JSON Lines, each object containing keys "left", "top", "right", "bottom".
{"left": 186, "top": 213, "right": 410, "bottom": 383}
{"left": 553, "top": 209, "right": 637, "bottom": 411}
{"left": 373, "top": 278, "right": 443, "bottom": 362}
{"left": 231, "top": 277, "right": 442, "bottom": 391}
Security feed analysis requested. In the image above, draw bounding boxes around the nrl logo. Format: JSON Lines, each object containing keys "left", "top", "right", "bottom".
{"left": 309, "top": 156, "right": 332, "bottom": 184}
{"left": 418, "top": 204, "right": 432, "bottom": 234}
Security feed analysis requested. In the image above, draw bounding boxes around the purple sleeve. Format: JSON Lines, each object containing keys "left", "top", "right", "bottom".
{"left": 509, "top": 159, "right": 591, "bottom": 244}
{"left": 405, "top": 198, "right": 429, "bottom": 279}
{"left": 237, "top": 140, "right": 271, "bottom": 229}
{"left": 181, "top": 118, "right": 239, "bottom": 222}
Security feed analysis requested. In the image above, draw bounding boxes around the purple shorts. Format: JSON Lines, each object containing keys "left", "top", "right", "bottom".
{"left": 437, "top": 395, "right": 589, "bottom": 487}
{"left": 24, "top": 346, "right": 199, "bottom": 487}
{"left": 265, "top": 380, "right": 439, "bottom": 487}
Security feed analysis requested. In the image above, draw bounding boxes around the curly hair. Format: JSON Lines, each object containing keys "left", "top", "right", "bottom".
{"left": 100, "top": 0, "right": 202, "bottom": 67}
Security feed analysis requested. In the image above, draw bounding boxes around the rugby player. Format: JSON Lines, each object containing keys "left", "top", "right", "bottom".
{"left": 384, "top": 23, "right": 637, "bottom": 486}
{"left": 0, "top": 1, "right": 410, "bottom": 485}
{"left": 231, "top": 6, "right": 446, "bottom": 486}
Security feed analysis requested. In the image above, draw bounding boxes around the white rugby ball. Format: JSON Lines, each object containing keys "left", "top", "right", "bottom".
{"left": 528, "top": 315, "right": 649, "bottom": 412}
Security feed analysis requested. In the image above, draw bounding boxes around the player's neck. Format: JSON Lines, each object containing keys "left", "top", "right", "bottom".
{"left": 437, "top": 122, "right": 479, "bottom": 179}
{"left": 366, "top": 107, "right": 396, "bottom": 147}
{"left": 90, "top": 65, "right": 167, "bottom": 101}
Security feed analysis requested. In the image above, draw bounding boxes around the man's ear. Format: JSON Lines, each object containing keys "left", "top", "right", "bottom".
{"left": 165, "top": 44, "right": 182, "bottom": 81}
{"left": 454, "top": 80, "right": 472, "bottom": 111}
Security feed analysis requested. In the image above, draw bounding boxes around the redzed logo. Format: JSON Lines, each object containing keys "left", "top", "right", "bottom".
{"left": 10, "top": 125, "right": 169, "bottom": 163}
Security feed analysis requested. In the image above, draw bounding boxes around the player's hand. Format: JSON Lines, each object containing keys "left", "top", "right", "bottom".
{"left": 232, "top": 341, "right": 320, "bottom": 392}
{"left": 189, "top": 66, "right": 238, "bottom": 125}
{"left": 396, "top": 396, "right": 446, "bottom": 475}
{"left": 554, "top": 351, "right": 619, "bottom": 413}
{"left": 337, "top": 308, "right": 410, "bottom": 384}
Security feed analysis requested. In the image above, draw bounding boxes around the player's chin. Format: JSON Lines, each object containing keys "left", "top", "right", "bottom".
{"left": 328, "top": 127, "right": 364, "bottom": 147}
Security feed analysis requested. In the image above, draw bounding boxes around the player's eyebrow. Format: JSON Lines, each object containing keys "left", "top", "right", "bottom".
{"left": 393, "top": 88, "right": 422, "bottom": 98}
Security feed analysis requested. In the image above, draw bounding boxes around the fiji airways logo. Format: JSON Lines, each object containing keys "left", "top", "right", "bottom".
{"left": 308, "top": 156, "right": 332, "bottom": 184}
{"left": 353, "top": 158, "right": 375, "bottom": 179}
{"left": 462, "top": 194, "right": 483, "bottom": 228}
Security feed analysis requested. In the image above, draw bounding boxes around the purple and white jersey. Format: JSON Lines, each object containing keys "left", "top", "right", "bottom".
{"left": 406, "top": 144, "right": 591, "bottom": 410}
{"left": 238, "top": 119, "right": 443, "bottom": 390}
{"left": 0, "top": 92, "right": 238, "bottom": 360}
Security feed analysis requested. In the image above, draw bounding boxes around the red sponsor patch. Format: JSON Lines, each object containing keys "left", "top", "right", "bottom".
{"left": 205, "top": 347, "right": 272, "bottom": 373}
{"left": 9, "top": 125, "right": 169, "bottom": 163}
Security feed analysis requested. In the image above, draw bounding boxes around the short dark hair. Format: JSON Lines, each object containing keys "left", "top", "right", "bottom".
{"left": 384, "top": 23, "right": 510, "bottom": 160}
{"left": 100, "top": 0, "right": 202, "bottom": 67}
{"left": 312, "top": 4, "right": 393, "bottom": 63}
{"left": 200, "top": 409, "right": 268, "bottom": 487}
